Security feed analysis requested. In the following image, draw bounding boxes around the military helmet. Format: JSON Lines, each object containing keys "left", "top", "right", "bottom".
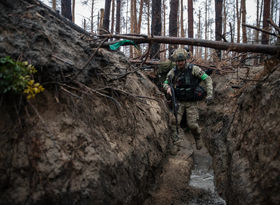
{"left": 170, "top": 47, "right": 191, "bottom": 62}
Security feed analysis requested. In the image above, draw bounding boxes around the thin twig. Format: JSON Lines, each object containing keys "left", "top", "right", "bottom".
{"left": 60, "top": 86, "right": 81, "bottom": 99}
{"left": 243, "top": 23, "right": 278, "bottom": 37}
{"left": 140, "top": 43, "right": 151, "bottom": 68}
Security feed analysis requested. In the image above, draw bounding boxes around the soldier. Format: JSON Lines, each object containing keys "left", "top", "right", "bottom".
{"left": 163, "top": 47, "right": 213, "bottom": 150}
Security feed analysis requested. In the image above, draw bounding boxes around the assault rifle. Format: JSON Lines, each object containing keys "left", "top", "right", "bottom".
{"left": 168, "top": 76, "right": 179, "bottom": 138}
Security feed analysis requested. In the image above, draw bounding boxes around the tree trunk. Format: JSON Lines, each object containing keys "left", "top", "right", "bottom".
{"left": 99, "top": 9, "right": 104, "bottom": 33}
{"left": 72, "top": 0, "right": 75, "bottom": 23}
{"left": 83, "top": 18, "right": 86, "bottom": 30}
{"left": 137, "top": 0, "right": 144, "bottom": 34}
{"left": 169, "top": 0, "right": 179, "bottom": 54}
{"left": 115, "top": 0, "right": 121, "bottom": 34}
{"left": 223, "top": 0, "right": 227, "bottom": 39}
{"left": 125, "top": 0, "right": 129, "bottom": 55}
{"left": 91, "top": 0, "right": 94, "bottom": 33}
{"left": 111, "top": 0, "right": 115, "bottom": 34}
{"left": 223, "top": 0, "right": 227, "bottom": 58}
{"left": 132, "top": 0, "right": 137, "bottom": 34}
{"left": 198, "top": 9, "right": 202, "bottom": 57}
{"left": 103, "top": 0, "right": 112, "bottom": 32}
{"left": 150, "top": 0, "right": 162, "bottom": 59}
{"left": 229, "top": 22, "right": 234, "bottom": 42}
{"left": 52, "top": 0, "right": 56, "bottom": 11}
{"left": 205, "top": 0, "right": 208, "bottom": 60}
{"left": 270, "top": 0, "right": 274, "bottom": 25}
{"left": 262, "top": 0, "right": 271, "bottom": 44}
{"left": 125, "top": 0, "right": 128, "bottom": 34}
{"left": 255, "top": 0, "right": 260, "bottom": 64}
{"left": 256, "top": 0, "right": 260, "bottom": 43}
{"left": 180, "top": 0, "right": 184, "bottom": 38}
{"left": 147, "top": 0, "right": 150, "bottom": 36}
{"left": 236, "top": 0, "right": 240, "bottom": 43}
{"left": 241, "top": 0, "right": 247, "bottom": 43}
{"left": 215, "top": 0, "right": 223, "bottom": 58}
{"left": 260, "top": 0, "right": 264, "bottom": 29}
{"left": 278, "top": 7, "right": 280, "bottom": 44}
{"left": 130, "top": 0, "right": 136, "bottom": 57}
{"left": 61, "top": 0, "right": 72, "bottom": 21}
{"left": 161, "top": 0, "right": 167, "bottom": 60}
{"left": 188, "top": 0, "right": 194, "bottom": 53}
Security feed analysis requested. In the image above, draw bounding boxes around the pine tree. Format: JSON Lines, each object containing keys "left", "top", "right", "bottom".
{"left": 115, "top": 0, "right": 121, "bottom": 34}
{"left": 150, "top": 0, "right": 162, "bottom": 59}
{"left": 111, "top": 0, "right": 115, "bottom": 33}
{"left": 241, "top": 0, "right": 247, "bottom": 43}
{"left": 103, "top": 0, "right": 112, "bottom": 32}
{"left": 188, "top": 0, "right": 194, "bottom": 53}
{"left": 61, "top": 0, "right": 72, "bottom": 21}
{"left": 72, "top": 0, "right": 75, "bottom": 22}
{"left": 262, "top": 0, "right": 271, "bottom": 44}
{"left": 215, "top": 0, "right": 223, "bottom": 58}
{"left": 169, "top": 0, "right": 179, "bottom": 54}
{"left": 52, "top": 0, "right": 56, "bottom": 11}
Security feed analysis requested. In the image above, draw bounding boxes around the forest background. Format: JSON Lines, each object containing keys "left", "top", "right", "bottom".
{"left": 41, "top": 0, "right": 280, "bottom": 60}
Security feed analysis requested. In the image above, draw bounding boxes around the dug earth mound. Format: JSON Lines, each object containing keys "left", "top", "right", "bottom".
{"left": 200, "top": 58, "right": 280, "bottom": 205}
{"left": 0, "top": 0, "right": 175, "bottom": 204}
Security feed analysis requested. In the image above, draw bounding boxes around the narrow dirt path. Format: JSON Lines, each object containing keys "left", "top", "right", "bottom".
{"left": 144, "top": 130, "right": 226, "bottom": 205}
{"left": 188, "top": 145, "right": 226, "bottom": 205}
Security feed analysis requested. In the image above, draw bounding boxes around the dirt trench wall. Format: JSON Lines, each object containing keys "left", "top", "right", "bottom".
{"left": 0, "top": 0, "right": 172, "bottom": 204}
{"left": 201, "top": 63, "right": 280, "bottom": 205}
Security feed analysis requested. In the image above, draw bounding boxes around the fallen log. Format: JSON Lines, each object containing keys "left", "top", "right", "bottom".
{"left": 102, "top": 34, "right": 280, "bottom": 56}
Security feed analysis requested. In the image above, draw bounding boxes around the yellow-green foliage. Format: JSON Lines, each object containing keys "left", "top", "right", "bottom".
{"left": 0, "top": 56, "right": 44, "bottom": 99}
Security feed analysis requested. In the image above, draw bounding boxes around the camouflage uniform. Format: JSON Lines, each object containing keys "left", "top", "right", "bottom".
{"left": 163, "top": 62, "right": 213, "bottom": 149}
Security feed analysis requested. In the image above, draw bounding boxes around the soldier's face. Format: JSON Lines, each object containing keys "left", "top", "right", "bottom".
{"left": 176, "top": 60, "right": 186, "bottom": 69}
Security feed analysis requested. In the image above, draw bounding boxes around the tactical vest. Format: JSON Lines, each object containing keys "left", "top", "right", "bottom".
{"left": 173, "top": 64, "right": 206, "bottom": 101}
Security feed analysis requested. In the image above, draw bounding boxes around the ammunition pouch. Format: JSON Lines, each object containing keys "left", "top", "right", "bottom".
{"left": 175, "top": 86, "right": 206, "bottom": 101}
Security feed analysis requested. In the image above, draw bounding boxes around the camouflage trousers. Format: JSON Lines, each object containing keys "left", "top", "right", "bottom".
{"left": 177, "top": 101, "right": 201, "bottom": 136}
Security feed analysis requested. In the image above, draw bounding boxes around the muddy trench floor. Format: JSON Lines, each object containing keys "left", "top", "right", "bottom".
{"left": 143, "top": 128, "right": 226, "bottom": 205}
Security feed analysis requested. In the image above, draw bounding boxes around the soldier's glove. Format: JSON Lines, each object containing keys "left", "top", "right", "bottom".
{"left": 205, "top": 96, "right": 213, "bottom": 105}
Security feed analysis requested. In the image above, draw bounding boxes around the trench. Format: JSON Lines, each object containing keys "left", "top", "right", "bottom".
{"left": 188, "top": 147, "right": 226, "bottom": 205}
{"left": 143, "top": 131, "right": 226, "bottom": 205}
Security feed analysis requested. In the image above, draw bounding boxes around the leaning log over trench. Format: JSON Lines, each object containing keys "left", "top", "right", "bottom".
{"left": 101, "top": 34, "right": 280, "bottom": 55}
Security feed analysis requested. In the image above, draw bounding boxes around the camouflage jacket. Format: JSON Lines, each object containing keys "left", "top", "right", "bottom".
{"left": 163, "top": 63, "right": 213, "bottom": 98}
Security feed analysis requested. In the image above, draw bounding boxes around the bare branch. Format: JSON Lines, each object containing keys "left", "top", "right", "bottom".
{"left": 242, "top": 23, "right": 278, "bottom": 37}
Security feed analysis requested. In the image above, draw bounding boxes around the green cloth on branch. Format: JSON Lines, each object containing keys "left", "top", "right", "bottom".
{"left": 109, "top": 40, "right": 139, "bottom": 50}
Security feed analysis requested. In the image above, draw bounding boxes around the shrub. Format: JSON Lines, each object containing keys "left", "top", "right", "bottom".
{"left": 0, "top": 56, "right": 44, "bottom": 99}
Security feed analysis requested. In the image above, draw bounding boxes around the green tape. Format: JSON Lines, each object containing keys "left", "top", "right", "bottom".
{"left": 109, "top": 40, "right": 139, "bottom": 50}
{"left": 201, "top": 73, "right": 208, "bottom": 80}
{"left": 163, "top": 80, "right": 169, "bottom": 84}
